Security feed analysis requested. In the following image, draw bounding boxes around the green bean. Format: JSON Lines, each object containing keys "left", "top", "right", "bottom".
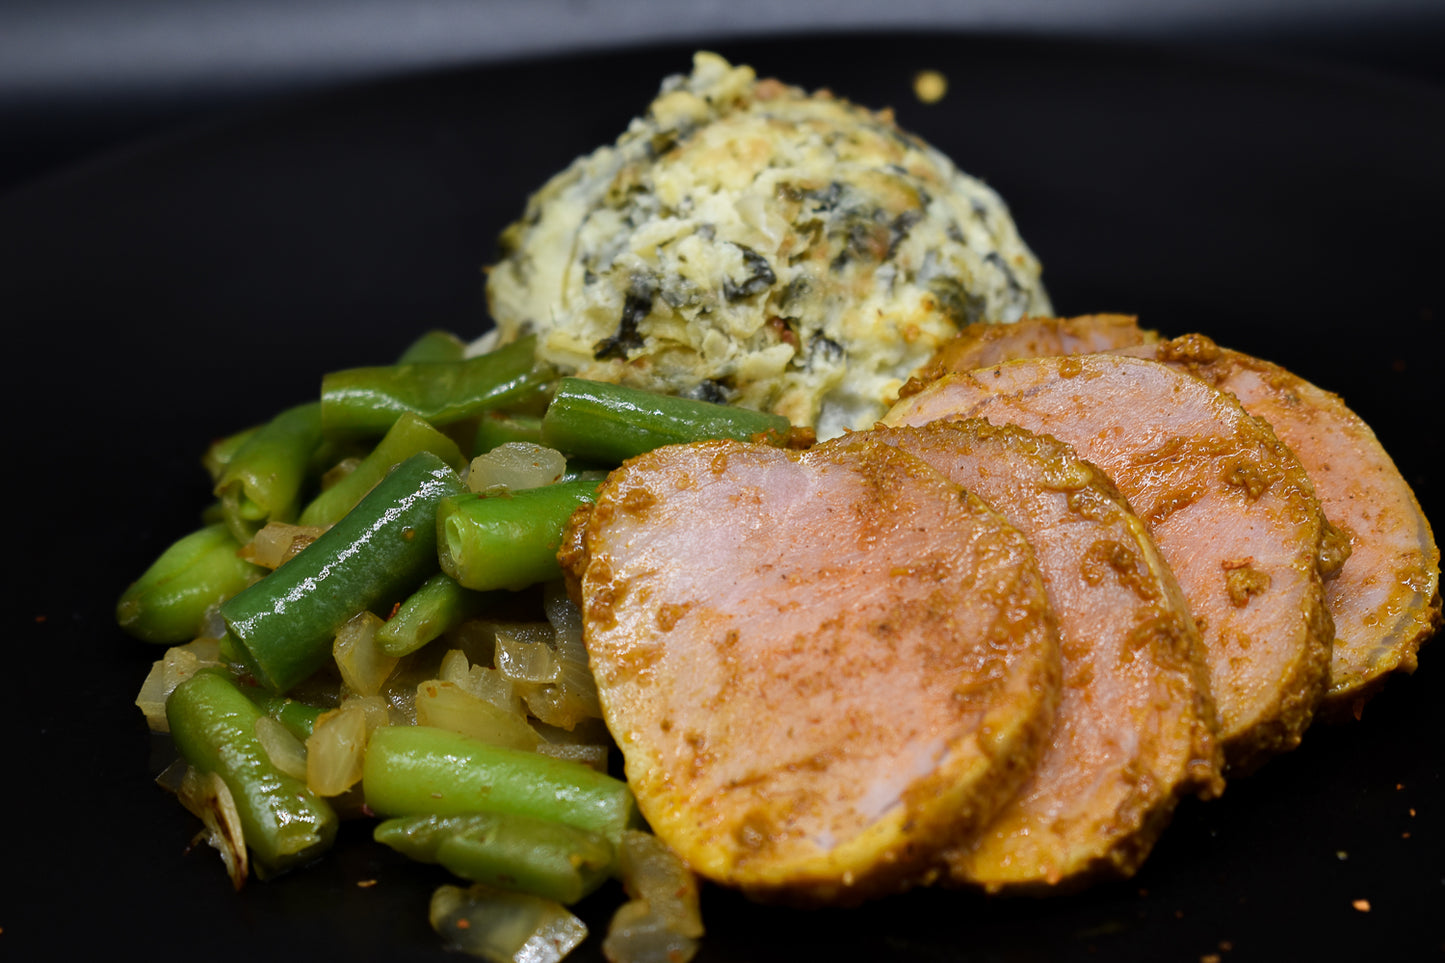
{"left": 116, "top": 524, "right": 264, "bottom": 644}
{"left": 320, "top": 336, "right": 554, "bottom": 434}
{"left": 540, "top": 377, "right": 795, "bottom": 464}
{"left": 166, "top": 670, "right": 337, "bottom": 876}
{"left": 214, "top": 402, "right": 324, "bottom": 542}
{"left": 221, "top": 452, "right": 464, "bottom": 692}
{"left": 375, "top": 572, "right": 497, "bottom": 657}
{"left": 243, "top": 689, "right": 325, "bottom": 740}
{"left": 436, "top": 480, "right": 601, "bottom": 592}
{"left": 363, "top": 725, "right": 637, "bottom": 845}
{"left": 202, "top": 425, "right": 261, "bottom": 484}
{"left": 473, "top": 410, "right": 545, "bottom": 455}
{"left": 397, "top": 330, "right": 469, "bottom": 364}
{"left": 374, "top": 812, "right": 614, "bottom": 904}
{"left": 299, "top": 412, "right": 466, "bottom": 528}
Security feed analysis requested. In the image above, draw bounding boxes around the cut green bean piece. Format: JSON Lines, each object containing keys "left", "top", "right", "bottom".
{"left": 214, "top": 402, "right": 324, "bottom": 542}
{"left": 299, "top": 411, "right": 466, "bottom": 528}
{"left": 397, "top": 329, "right": 468, "bottom": 364}
{"left": 437, "top": 481, "right": 601, "bottom": 592}
{"left": 540, "top": 377, "right": 795, "bottom": 464}
{"left": 243, "top": 689, "right": 325, "bottom": 740}
{"left": 202, "top": 425, "right": 261, "bottom": 484}
{"left": 221, "top": 452, "right": 464, "bottom": 692}
{"left": 117, "top": 524, "right": 264, "bottom": 645}
{"left": 376, "top": 572, "right": 497, "bottom": 657}
{"left": 375, "top": 812, "right": 614, "bottom": 904}
{"left": 473, "top": 410, "right": 545, "bottom": 455}
{"left": 320, "top": 335, "right": 554, "bottom": 434}
{"left": 166, "top": 670, "right": 337, "bottom": 876}
{"left": 363, "top": 725, "right": 637, "bottom": 846}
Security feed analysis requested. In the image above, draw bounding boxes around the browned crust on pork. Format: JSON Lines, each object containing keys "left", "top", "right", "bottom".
{"left": 575, "top": 438, "right": 1061, "bottom": 904}
{"left": 898, "top": 314, "right": 1158, "bottom": 399}
{"left": 848, "top": 420, "right": 1222, "bottom": 892}
{"left": 1122, "top": 334, "right": 1441, "bottom": 717}
{"left": 884, "top": 354, "right": 1335, "bottom": 775}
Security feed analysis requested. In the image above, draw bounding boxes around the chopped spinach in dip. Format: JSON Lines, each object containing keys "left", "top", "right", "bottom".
{"left": 486, "top": 52, "right": 1051, "bottom": 437}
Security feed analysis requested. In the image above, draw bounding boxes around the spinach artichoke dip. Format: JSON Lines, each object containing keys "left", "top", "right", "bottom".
{"left": 485, "top": 52, "right": 1052, "bottom": 438}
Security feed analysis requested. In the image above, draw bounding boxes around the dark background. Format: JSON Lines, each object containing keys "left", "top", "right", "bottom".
{"left": 2, "top": 5, "right": 1442, "bottom": 963}
{"left": 3, "top": 0, "right": 1445, "bottom": 195}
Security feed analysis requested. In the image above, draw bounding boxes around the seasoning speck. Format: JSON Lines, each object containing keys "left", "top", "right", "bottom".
{"left": 1201, "top": 955, "right": 1221, "bottom": 963}
{"left": 913, "top": 70, "right": 948, "bottom": 104}
{"left": 1336, "top": 850, "right": 1349, "bottom": 860}
{"left": 1352, "top": 899, "right": 1371, "bottom": 912}
{"left": 357, "top": 879, "right": 378, "bottom": 888}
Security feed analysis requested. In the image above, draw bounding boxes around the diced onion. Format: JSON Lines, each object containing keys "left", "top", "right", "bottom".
{"left": 415, "top": 679, "right": 542, "bottom": 751}
{"left": 430, "top": 883, "right": 588, "bottom": 963}
{"left": 306, "top": 703, "right": 372, "bottom": 796}
{"left": 496, "top": 630, "right": 561, "bottom": 685}
{"left": 134, "top": 638, "right": 225, "bottom": 733}
{"left": 254, "top": 715, "right": 308, "bottom": 779}
{"left": 239, "top": 521, "right": 326, "bottom": 569}
{"left": 176, "top": 767, "right": 249, "bottom": 891}
{"left": 334, "top": 612, "right": 400, "bottom": 696}
{"left": 466, "top": 443, "right": 567, "bottom": 493}
{"left": 616, "top": 830, "right": 704, "bottom": 940}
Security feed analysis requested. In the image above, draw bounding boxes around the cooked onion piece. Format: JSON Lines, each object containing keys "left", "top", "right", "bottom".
{"left": 176, "top": 767, "right": 249, "bottom": 890}
{"left": 467, "top": 442, "right": 567, "bottom": 493}
{"left": 334, "top": 611, "right": 399, "bottom": 696}
{"left": 254, "top": 715, "right": 308, "bottom": 780}
{"left": 134, "top": 637, "right": 224, "bottom": 732}
{"left": 429, "top": 883, "right": 588, "bottom": 963}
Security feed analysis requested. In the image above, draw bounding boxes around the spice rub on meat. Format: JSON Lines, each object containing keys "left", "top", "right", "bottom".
{"left": 852, "top": 421, "right": 1222, "bottom": 892}
{"left": 565, "top": 437, "right": 1061, "bottom": 904}
{"left": 885, "top": 354, "right": 1336, "bottom": 774}
{"left": 1117, "top": 334, "right": 1442, "bottom": 716}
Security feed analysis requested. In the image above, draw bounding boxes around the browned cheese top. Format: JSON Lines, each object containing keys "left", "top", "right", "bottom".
{"left": 884, "top": 354, "right": 1334, "bottom": 773}
{"left": 856, "top": 420, "right": 1221, "bottom": 891}
{"left": 1123, "top": 335, "right": 1441, "bottom": 713}
{"left": 575, "top": 437, "right": 1061, "bottom": 902}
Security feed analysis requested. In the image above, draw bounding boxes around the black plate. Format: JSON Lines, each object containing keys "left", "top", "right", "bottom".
{"left": 5, "top": 33, "right": 1441, "bottom": 962}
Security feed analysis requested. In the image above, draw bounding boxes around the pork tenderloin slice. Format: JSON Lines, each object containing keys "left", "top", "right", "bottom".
{"left": 839, "top": 421, "right": 1222, "bottom": 891}
{"left": 884, "top": 354, "right": 1334, "bottom": 773}
{"left": 902, "top": 314, "right": 1158, "bottom": 395}
{"left": 1118, "top": 335, "right": 1441, "bottom": 715}
{"left": 573, "top": 438, "right": 1061, "bottom": 904}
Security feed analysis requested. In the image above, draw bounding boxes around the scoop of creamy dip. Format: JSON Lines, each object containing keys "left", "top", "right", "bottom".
{"left": 485, "top": 52, "right": 1051, "bottom": 437}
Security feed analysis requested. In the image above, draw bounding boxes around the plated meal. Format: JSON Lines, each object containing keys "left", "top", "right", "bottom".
{"left": 115, "top": 51, "right": 1440, "bottom": 963}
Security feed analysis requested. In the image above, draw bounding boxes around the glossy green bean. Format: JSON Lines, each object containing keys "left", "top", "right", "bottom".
{"left": 116, "top": 524, "right": 264, "bottom": 644}
{"left": 221, "top": 452, "right": 464, "bottom": 692}
{"left": 540, "top": 377, "right": 794, "bottom": 463}
{"left": 166, "top": 670, "right": 337, "bottom": 876}
{"left": 214, "top": 402, "right": 323, "bottom": 542}
{"left": 299, "top": 411, "right": 466, "bottom": 528}
{"left": 436, "top": 480, "right": 601, "bottom": 592}
{"left": 320, "top": 336, "right": 553, "bottom": 434}
{"left": 375, "top": 572, "right": 496, "bottom": 657}
{"left": 473, "top": 410, "right": 545, "bottom": 455}
{"left": 397, "top": 330, "right": 469, "bottom": 364}
{"left": 363, "top": 725, "right": 637, "bottom": 845}
{"left": 374, "top": 812, "right": 614, "bottom": 904}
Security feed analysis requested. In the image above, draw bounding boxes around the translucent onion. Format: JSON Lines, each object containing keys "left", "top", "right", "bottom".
{"left": 616, "top": 830, "right": 704, "bottom": 939}
{"left": 430, "top": 883, "right": 588, "bottom": 963}
{"left": 496, "top": 630, "right": 561, "bottom": 685}
{"left": 306, "top": 703, "right": 372, "bottom": 796}
{"left": 466, "top": 442, "right": 567, "bottom": 494}
{"left": 254, "top": 715, "right": 308, "bottom": 780}
{"left": 415, "top": 679, "right": 542, "bottom": 751}
{"left": 602, "top": 832, "right": 704, "bottom": 963}
{"left": 334, "top": 611, "right": 399, "bottom": 696}
{"left": 238, "top": 521, "right": 326, "bottom": 569}
{"left": 134, "top": 638, "right": 225, "bottom": 733}
{"left": 176, "top": 767, "right": 249, "bottom": 891}
{"left": 440, "top": 649, "right": 527, "bottom": 716}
